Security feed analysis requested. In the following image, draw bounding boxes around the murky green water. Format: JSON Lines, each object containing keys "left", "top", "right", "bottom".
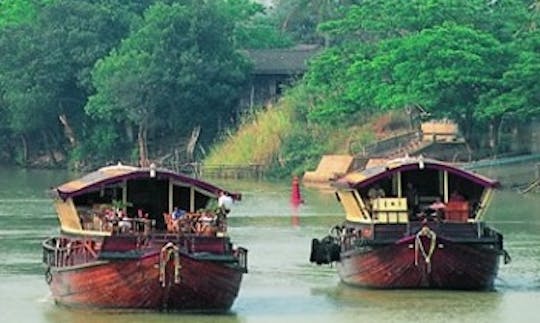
{"left": 1, "top": 166, "right": 539, "bottom": 322}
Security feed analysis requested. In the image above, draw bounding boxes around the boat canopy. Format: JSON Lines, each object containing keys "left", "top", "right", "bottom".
{"left": 55, "top": 163, "right": 240, "bottom": 201}
{"left": 51, "top": 163, "right": 241, "bottom": 235}
{"left": 334, "top": 157, "right": 499, "bottom": 190}
{"left": 332, "top": 157, "right": 499, "bottom": 224}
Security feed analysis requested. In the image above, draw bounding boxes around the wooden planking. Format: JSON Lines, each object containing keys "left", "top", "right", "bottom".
{"left": 337, "top": 238, "right": 500, "bottom": 289}
{"left": 50, "top": 252, "right": 244, "bottom": 310}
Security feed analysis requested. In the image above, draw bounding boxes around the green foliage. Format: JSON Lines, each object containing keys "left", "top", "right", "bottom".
{"left": 70, "top": 123, "right": 128, "bottom": 168}
{"left": 301, "top": 0, "right": 535, "bottom": 146}
{"left": 0, "top": 0, "right": 539, "bottom": 172}
{"left": 477, "top": 31, "right": 540, "bottom": 120}
{"left": 86, "top": 1, "right": 251, "bottom": 150}
{"left": 0, "top": 0, "right": 137, "bottom": 165}
{"left": 272, "top": 0, "right": 353, "bottom": 44}
{"left": 0, "top": 0, "right": 48, "bottom": 28}
{"left": 234, "top": 15, "right": 293, "bottom": 49}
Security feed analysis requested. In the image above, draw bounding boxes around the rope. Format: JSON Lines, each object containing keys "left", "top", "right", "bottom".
{"left": 414, "top": 226, "right": 437, "bottom": 273}
{"left": 159, "top": 242, "right": 182, "bottom": 288}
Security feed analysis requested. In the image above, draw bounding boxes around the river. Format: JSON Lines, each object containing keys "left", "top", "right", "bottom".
{"left": 0, "top": 166, "right": 539, "bottom": 323}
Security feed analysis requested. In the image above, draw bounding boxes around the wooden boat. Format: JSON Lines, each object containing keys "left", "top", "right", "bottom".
{"left": 310, "top": 156, "right": 510, "bottom": 290}
{"left": 42, "top": 163, "right": 248, "bottom": 311}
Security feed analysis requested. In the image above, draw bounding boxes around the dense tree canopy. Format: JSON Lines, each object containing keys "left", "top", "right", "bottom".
{"left": 0, "top": 0, "right": 539, "bottom": 169}
{"left": 302, "top": 0, "right": 540, "bottom": 148}
{"left": 0, "top": 0, "right": 287, "bottom": 167}
{"left": 86, "top": 1, "right": 251, "bottom": 166}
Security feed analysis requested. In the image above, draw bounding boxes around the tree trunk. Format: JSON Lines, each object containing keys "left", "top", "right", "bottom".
{"left": 20, "top": 134, "right": 28, "bottom": 166}
{"left": 58, "top": 114, "right": 77, "bottom": 148}
{"left": 186, "top": 126, "right": 201, "bottom": 162}
{"left": 138, "top": 122, "right": 149, "bottom": 167}
{"left": 125, "top": 120, "right": 134, "bottom": 143}
{"left": 490, "top": 117, "right": 501, "bottom": 157}
{"left": 42, "top": 130, "right": 58, "bottom": 166}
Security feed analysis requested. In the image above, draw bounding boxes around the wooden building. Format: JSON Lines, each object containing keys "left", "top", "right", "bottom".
{"left": 241, "top": 45, "right": 320, "bottom": 109}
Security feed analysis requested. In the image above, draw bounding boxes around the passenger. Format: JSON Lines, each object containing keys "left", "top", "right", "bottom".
{"left": 218, "top": 191, "right": 233, "bottom": 214}
{"left": 137, "top": 208, "right": 149, "bottom": 219}
{"left": 117, "top": 210, "right": 132, "bottom": 232}
{"left": 172, "top": 206, "right": 187, "bottom": 232}
{"left": 428, "top": 197, "right": 446, "bottom": 220}
{"left": 172, "top": 206, "right": 186, "bottom": 221}
{"left": 367, "top": 184, "right": 385, "bottom": 211}
{"left": 368, "top": 184, "right": 385, "bottom": 199}
{"left": 196, "top": 211, "right": 217, "bottom": 236}
{"left": 450, "top": 190, "right": 465, "bottom": 201}
{"left": 217, "top": 191, "right": 234, "bottom": 233}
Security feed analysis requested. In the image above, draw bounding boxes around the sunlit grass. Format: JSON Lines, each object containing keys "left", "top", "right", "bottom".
{"left": 205, "top": 101, "right": 295, "bottom": 166}
{"left": 204, "top": 90, "right": 408, "bottom": 176}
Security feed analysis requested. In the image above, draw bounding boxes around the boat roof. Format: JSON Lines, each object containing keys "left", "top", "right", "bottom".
{"left": 333, "top": 156, "right": 500, "bottom": 189}
{"left": 55, "top": 163, "right": 240, "bottom": 200}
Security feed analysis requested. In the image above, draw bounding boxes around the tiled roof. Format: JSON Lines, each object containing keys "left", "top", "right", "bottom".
{"left": 244, "top": 45, "right": 321, "bottom": 75}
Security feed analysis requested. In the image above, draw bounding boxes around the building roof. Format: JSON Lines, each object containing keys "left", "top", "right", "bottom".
{"left": 244, "top": 45, "right": 321, "bottom": 75}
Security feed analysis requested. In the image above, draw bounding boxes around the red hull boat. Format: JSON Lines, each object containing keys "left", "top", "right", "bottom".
{"left": 310, "top": 157, "right": 510, "bottom": 290}
{"left": 42, "top": 164, "right": 247, "bottom": 311}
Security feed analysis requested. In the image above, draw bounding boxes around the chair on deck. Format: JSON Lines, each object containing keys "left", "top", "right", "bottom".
{"left": 163, "top": 213, "right": 179, "bottom": 232}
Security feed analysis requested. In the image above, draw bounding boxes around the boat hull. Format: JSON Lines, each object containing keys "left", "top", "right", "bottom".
{"left": 337, "top": 237, "right": 501, "bottom": 290}
{"left": 47, "top": 251, "right": 244, "bottom": 311}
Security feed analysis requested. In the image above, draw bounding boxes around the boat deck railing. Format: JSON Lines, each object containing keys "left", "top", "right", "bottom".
{"left": 42, "top": 237, "right": 100, "bottom": 268}
{"left": 43, "top": 233, "right": 247, "bottom": 270}
{"left": 340, "top": 221, "right": 500, "bottom": 253}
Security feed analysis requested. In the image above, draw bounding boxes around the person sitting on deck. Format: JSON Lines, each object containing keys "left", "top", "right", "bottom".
{"left": 172, "top": 206, "right": 187, "bottom": 232}
{"left": 367, "top": 184, "right": 385, "bottom": 211}
{"left": 172, "top": 206, "right": 186, "bottom": 221}
{"left": 428, "top": 197, "right": 446, "bottom": 220}
{"left": 450, "top": 190, "right": 465, "bottom": 202}
{"left": 196, "top": 210, "right": 217, "bottom": 236}
{"left": 117, "top": 210, "right": 132, "bottom": 232}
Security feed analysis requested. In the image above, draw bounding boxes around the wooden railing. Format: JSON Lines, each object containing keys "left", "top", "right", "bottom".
{"left": 42, "top": 237, "right": 101, "bottom": 268}
{"left": 350, "top": 131, "right": 420, "bottom": 157}
{"left": 167, "top": 162, "right": 266, "bottom": 179}
{"left": 43, "top": 234, "right": 248, "bottom": 270}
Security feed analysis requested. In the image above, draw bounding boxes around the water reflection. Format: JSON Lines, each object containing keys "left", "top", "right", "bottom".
{"left": 314, "top": 283, "right": 504, "bottom": 322}
{"left": 43, "top": 307, "right": 244, "bottom": 323}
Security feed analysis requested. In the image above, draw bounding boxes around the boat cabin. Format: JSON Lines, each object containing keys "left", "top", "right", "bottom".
{"left": 333, "top": 157, "right": 499, "bottom": 225}
{"left": 52, "top": 164, "right": 238, "bottom": 236}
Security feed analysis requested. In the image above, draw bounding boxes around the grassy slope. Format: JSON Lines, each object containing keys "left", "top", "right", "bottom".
{"left": 205, "top": 102, "right": 296, "bottom": 166}
{"left": 205, "top": 96, "right": 409, "bottom": 176}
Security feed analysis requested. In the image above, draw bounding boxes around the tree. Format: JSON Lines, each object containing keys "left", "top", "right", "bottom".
{"left": 272, "top": 0, "right": 355, "bottom": 44}
{"left": 301, "top": 0, "right": 533, "bottom": 146}
{"left": 86, "top": 1, "right": 250, "bottom": 166}
{"left": 0, "top": 0, "right": 47, "bottom": 28}
{"left": 0, "top": 0, "right": 140, "bottom": 165}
